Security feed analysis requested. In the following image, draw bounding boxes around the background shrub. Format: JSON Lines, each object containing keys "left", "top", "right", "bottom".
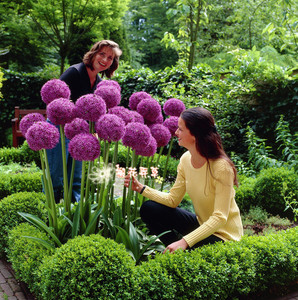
{"left": 0, "top": 191, "right": 47, "bottom": 257}
{"left": 38, "top": 234, "right": 135, "bottom": 300}
{"left": 235, "top": 176, "right": 258, "bottom": 213}
{"left": 0, "top": 170, "right": 42, "bottom": 199}
{"left": 7, "top": 223, "right": 54, "bottom": 294}
{"left": 254, "top": 167, "right": 298, "bottom": 217}
{"left": 0, "top": 142, "right": 41, "bottom": 166}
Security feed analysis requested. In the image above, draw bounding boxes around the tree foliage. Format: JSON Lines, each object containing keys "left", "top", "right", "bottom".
{"left": 24, "top": 0, "right": 129, "bottom": 74}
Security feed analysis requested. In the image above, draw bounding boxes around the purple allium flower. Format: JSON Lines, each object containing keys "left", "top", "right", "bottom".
{"left": 150, "top": 124, "right": 171, "bottom": 147}
{"left": 68, "top": 133, "right": 100, "bottom": 161}
{"left": 96, "top": 80, "right": 121, "bottom": 92}
{"left": 135, "top": 136, "right": 157, "bottom": 157}
{"left": 145, "top": 113, "right": 163, "bottom": 127}
{"left": 137, "top": 98, "right": 161, "bottom": 122}
{"left": 47, "top": 98, "right": 76, "bottom": 125}
{"left": 64, "top": 118, "right": 89, "bottom": 140}
{"left": 122, "top": 122, "right": 151, "bottom": 150}
{"left": 75, "top": 94, "right": 106, "bottom": 122}
{"left": 19, "top": 113, "right": 46, "bottom": 137}
{"left": 95, "top": 114, "right": 125, "bottom": 142}
{"left": 94, "top": 85, "right": 121, "bottom": 109}
{"left": 163, "top": 98, "right": 186, "bottom": 117}
{"left": 163, "top": 116, "right": 179, "bottom": 136}
{"left": 130, "top": 110, "right": 144, "bottom": 124}
{"left": 40, "top": 79, "right": 70, "bottom": 105}
{"left": 26, "top": 121, "right": 60, "bottom": 151}
{"left": 108, "top": 106, "right": 134, "bottom": 124}
{"left": 129, "top": 91, "right": 151, "bottom": 111}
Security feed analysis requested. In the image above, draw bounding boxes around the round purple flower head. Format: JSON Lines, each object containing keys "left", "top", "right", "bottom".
{"left": 26, "top": 121, "right": 60, "bottom": 151}
{"left": 135, "top": 136, "right": 157, "bottom": 157}
{"left": 64, "top": 118, "right": 89, "bottom": 140}
{"left": 95, "top": 114, "right": 125, "bottom": 142}
{"left": 94, "top": 85, "right": 121, "bottom": 109}
{"left": 137, "top": 98, "right": 161, "bottom": 122}
{"left": 97, "top": 80, "right": 121, "bottom": 92}
{"left": 150, "top": 124, "right": 171, "bottom": 147}
{"left": 163, "top": 116, "right": 179, "bottom": 136}
{"left": 47, "top": 98, "right": 76, "bottom": 125}
{"left": 145, "top": 113, "right": 163, "bottom": 127}
{"left": 129, "top": 91, "right": 151, "bottom": 111}
{"left": 163, "top": 98, "right": 186, "bottom": 117}
{"left": 122, "top": 122, "right": 151, "bottom": 150}
{"left": 130, "top": 110, "right": 144, "bottom": 124}
{"left": 19, "top": 113, "right": 46, "bottom": 137}
{"left": 108, "top": 106, "right": 134, "bottom": 124}
{"left": 41, "top": 79, "right": 70, "bottom": 105}
{"left": 68, "top": 133, "right": 100, "bottom": 161}
{"left": 75, "top": 94, "right": 106, "bottom": 122}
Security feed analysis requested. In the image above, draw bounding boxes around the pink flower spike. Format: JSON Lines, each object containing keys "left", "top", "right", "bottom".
{"left": 68, "top": 133, "right": 100, "bottom": 161}
{"left": 19, "top": 113, "right": 46, "bottom": 137}
{"left": 41, "top": 79, "right": 70, "bottom": 105}
{"left": 26, "top": 121, "right": 60, "bottom": 151}
{"left": 47, "top": 98, "right": 76, "bottom": 125}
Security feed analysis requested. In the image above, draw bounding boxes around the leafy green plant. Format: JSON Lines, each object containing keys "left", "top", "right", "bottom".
{"left": 282, "top": 182, "right": 298, "bottom": 221}
{"left": 254, "top": 167, "right": 298, "bottom": 217}
{"left": 38, "top": 234, "right": 135, "bottom": 299}
{"left": 7, "top": 223, "right": 54, "bottom": 294}
{"left": 0, "top": 192, "right": 47, "bottom": 257}
{"left": 276, "top": 115, "right": 297, "bottom": 171}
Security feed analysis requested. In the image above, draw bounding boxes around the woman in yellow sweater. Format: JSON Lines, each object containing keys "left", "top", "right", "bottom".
{"left": 124, "top": 107, "right": 243, "bottom": 253}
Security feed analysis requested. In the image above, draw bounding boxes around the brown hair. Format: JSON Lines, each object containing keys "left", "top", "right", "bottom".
{"left": 83, "top": 40, "right": 122, "bottom": 78}
{"left": 181, "top": 107, "right": 238, "bottom": 186}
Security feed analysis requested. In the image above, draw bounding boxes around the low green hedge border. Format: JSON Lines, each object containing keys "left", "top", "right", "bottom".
{"left": 7, "top": 225, "right": 297, "bottom": 300}
{"left": 0, "top": 192, "right": 47, "bottom": 257}
{"left": 0, "top": 170, "right": 42, "bottom": 199}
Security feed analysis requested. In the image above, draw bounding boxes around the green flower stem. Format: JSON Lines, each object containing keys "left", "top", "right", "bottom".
{"left": 59, "top": 125, "right": 70, "bottom": 214}
{"left": 126, "top": 150, "right": 138, "bottom": 228}
{"left": 80, "top": 161, "right": 87, "bottom": 219}
{"left": 67, "top": 158, "right": 75, "bottom": 207}
{"left": 39, "top": 150, "right": 53, "bottom": 228}
{"left": 161, "top": 137, "right": 174, "bottom": 191}
{"left": 84, "top": 160, "right": 94, "bottom": 203}
{"left": 44, "top": 149, "right": 58, "bottom": 233}
{"left": 122, "top": 147, "right": 131, "bottom": 218}
{"left": 109, "top": 141, "right": 119, "bottom": 204}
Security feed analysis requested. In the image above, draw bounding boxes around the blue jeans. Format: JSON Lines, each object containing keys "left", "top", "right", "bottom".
{"left": 46, "top": 125, "right": 82, "bottom": 203}
{"left": 140, "top": 200, "right": 223, "bottom": 248}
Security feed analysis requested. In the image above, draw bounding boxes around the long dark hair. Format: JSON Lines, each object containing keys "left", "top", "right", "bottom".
{"left": 181, "top": 107, "right": 238, "bottom": 186}
{"left": 83, "top": 40, "right": 122, "bottom": 78}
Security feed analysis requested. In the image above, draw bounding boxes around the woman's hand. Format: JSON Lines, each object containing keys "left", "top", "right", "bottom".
{"left": 163, "top": 238, "right": 189, "bottom": 253}
{"left": 124, "top": 175, "right": 143, "bottom": 193}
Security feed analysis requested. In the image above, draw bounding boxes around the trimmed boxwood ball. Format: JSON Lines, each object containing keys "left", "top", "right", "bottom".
{"left": 7, "top": 223, "right": 54, "bottom": 295}
{"left": 38, "top": 234, "right": 135, "bottom": 300}
{"left": 0, "top": 191, "right": 47, "bottom": 257}
{"left": 254, "top": 167, "right": 297, "bottom": 217}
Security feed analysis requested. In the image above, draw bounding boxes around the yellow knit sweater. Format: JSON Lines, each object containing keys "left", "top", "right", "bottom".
{"left": 142, "top": 151, "right": 243, "bottom": 247}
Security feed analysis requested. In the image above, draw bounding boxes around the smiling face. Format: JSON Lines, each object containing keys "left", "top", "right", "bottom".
{"left": 175, "top": 117, "right": 196, "bottom": 150}
{"left": 92, "top": 46, "right": 115, "bottom": 73}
